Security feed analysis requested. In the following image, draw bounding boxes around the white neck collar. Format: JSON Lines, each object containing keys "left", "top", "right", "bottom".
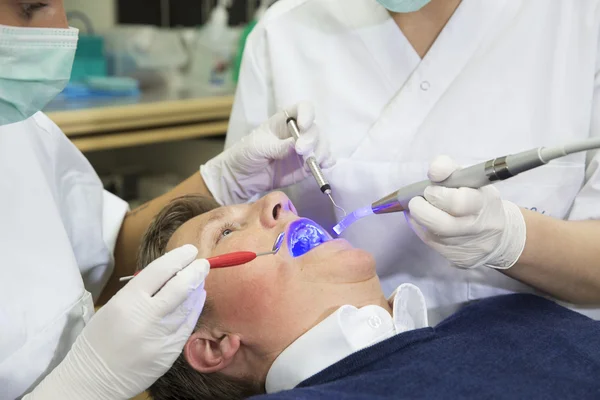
{"left": 265, "top": 283, "right": 427, "bottom": 393}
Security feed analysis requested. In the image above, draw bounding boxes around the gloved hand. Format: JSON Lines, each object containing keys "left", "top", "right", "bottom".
{"left": 25, "top": 245, "right": 209, "bottom": 400}
{"left": 201, "top": 101, "right": 334, "bottom": 205}
{"left": 406, "top": 156, "right": 527, "bottom": 269}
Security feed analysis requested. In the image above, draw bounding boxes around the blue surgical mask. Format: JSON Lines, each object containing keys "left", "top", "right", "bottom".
{"left": 376, "top": 0, "right": 431, "bottom": 13}
{"left": 0, "top": 24, "right": 78, "bottom": 126}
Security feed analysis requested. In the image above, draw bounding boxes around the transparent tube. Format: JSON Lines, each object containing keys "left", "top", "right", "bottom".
{"left": 332, "top": 205, "right": 374, "bottom": 235}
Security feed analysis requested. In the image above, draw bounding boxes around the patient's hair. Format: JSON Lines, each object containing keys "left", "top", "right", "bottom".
{"left": 137, "top": 195, "right": 264, "bottom": 400}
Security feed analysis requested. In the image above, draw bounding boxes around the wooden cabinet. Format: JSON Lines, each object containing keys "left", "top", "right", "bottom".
{"left": 46, "top": 93, "right": 233, "bottom": 152}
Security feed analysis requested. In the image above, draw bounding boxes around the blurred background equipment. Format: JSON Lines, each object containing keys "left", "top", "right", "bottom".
{"left": 183, "top": 0, "right": 239, "bottom": 94}
{"left": 103, "top": 25, "right": 189, "bottom": 90}
{"left": 62, "top": 10, "right": 141, "bottom": 99}
{"left": 47, "top": 1, "right": 278, "bottom": 216}
{"left": 67, "top": 11, "right": 107, "bottom": 82}
{"left": 117, "top": 0, "right": 264, "bottom": 27}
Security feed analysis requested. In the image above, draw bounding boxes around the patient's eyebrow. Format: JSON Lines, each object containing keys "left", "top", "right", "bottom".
{"left": 197, "top": 208, "right": 230, "bottom": 243}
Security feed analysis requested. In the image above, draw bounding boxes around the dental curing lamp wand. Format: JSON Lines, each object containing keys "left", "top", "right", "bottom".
{"left": 285, "top": 112, "right": 347, "bottom": 216}
{"left": 119, "top": 232, "right": 285, "bottom": 282}
{"left": 333, "top": 137, "right": 600, "bottom": 234}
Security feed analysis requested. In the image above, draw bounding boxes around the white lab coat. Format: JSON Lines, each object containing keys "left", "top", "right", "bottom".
{"left": 227, "top": 0, "right": 600, "bottom": 322}
{"left": 0, "top": 113, "right": 128, "bottom": 399}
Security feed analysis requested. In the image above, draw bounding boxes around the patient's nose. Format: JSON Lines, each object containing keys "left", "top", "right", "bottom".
{"left": 259, "top": 192, "right": 296, "bottom": 227}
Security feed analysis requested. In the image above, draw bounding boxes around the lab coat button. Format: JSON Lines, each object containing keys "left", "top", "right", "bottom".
{"left": 420, "top": 81, "right": 430, "bottom": 91}
{"left": 368, "top": 315, "right": 383, "bottom": 329}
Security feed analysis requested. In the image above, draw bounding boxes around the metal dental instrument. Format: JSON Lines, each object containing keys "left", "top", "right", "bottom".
{"left": 333, "top": 137, "right": 600, "bottom": 235}
{"left": 206, "top": 231, "right": 285, "bottom": 269}
{"left": 284, "top": 111, "right": 347, "bottom": 216}
{"left": 119, "top": 232, "right": 285, "bottom": 282}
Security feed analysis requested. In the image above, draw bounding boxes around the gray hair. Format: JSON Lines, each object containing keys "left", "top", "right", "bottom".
{"left": 137, "top": 195, "right": 264, "bottom": 400}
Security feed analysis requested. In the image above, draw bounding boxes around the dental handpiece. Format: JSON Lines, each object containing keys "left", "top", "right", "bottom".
{"left": 333, "top": 137, "right": 600, "bottom": 234}
{"left": 372, "top": 138, "right": 600, "bottom": 214}
{"left": 285, "top": 114, "right": 346, "bottom": 216}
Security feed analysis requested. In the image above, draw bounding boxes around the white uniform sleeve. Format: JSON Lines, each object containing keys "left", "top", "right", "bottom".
{"left": 102, "top": 189, "right": 129, "bottom": 258}
{"left": 225, "top": 21, "right": 275, "bottom": 149}
{"left": 567, "top": 26, "right": 600, "bottom": 221}
{"left": 80, "top": 188, "right": 128, "bottom": 301}
{"left": 33, "top": 113, "right": 129, "bottom": 300}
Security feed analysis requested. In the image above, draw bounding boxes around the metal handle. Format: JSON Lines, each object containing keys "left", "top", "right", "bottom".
{"left": 286, "top": 117, "right": 302, "bottom": 140}
{"left": 286, "top": 116, "right": 331, "bottom": 193}
{"left": 395, "top": 162, "right": 491, "bottom": 209}
{"left": 373, "top": 161, "right": 491, "bottom": 214}
{"left": 306, "top": 156, "right": 330, "bottom": 192}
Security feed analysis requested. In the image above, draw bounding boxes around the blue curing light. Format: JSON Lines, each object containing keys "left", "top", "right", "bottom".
{"left": 333, "top": 205, "right": 374, "bottom": 235}
{"left": 287, "top": 218, "right": 331, "bottom": 257}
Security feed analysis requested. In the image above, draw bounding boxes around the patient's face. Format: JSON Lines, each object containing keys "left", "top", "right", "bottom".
{"left": 167, "top": 192, "right": 380, "bottom": 358}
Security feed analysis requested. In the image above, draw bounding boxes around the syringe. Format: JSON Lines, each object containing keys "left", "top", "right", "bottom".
{"left": 285, "top": 112, "right": 346, "bottom": 216}
{"left": 333, "top": 137, "right": 600, "bottom": 234}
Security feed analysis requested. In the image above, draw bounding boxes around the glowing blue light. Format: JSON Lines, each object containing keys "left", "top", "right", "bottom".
{"left": 287, "top": 219, "right": 330, "bottom": 258}
{"left": 333, "top": 205, "right": 373, "bottom": 235}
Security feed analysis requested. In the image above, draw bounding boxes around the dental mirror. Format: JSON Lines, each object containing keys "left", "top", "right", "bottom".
{"left": 257, "top": 232, "right": 285, "bottom": 257}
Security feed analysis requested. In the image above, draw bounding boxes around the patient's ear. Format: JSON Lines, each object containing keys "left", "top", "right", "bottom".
{"left": 184, "top": 329, "right": 241, "bottom": 373}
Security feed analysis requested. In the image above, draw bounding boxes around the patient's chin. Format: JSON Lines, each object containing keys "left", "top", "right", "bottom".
{"left": 302, "top": 243, "right": 376, "bottom": 283}
{"left": 338, "top": 248, "right": 377, "bottom": 281}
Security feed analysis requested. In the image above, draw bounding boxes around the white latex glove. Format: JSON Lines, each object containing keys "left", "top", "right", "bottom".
{"left": 25, "top": 245, "right": 209, "bottom": 400}
{"left": 201, "top": 101, "right": 334, "bottom": 205}
{"left": 406, "top": 156, "right": 527, "bottom": 269}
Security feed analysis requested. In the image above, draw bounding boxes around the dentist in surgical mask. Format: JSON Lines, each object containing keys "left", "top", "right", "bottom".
{"left": 0, "top": 1, "right": 208, "bottom": 398}
{"left": 197, "top": 0, "right": 600, "bottom": 323}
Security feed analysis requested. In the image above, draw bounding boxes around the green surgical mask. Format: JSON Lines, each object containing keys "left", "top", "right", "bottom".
{"left": 0, "top": 24, "right": 78, "bottom": 126}
{"left": 376, "top": 0, "right": 431, "bottom": 13}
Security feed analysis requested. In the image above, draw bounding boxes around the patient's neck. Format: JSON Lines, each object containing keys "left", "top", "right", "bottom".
{"left": 347, "top": 290, "right": 392, "bottom": 314}
{"left": 260, "top": 280, "right": 394, "bottom": 393}
{"left": 315, "top": 278, "right": 393, "bottom": 328}
{"left": 346, "top": 275, "right": 392, "bottom": 312}
{"left": 246, "top": 278, "right": 391, "bottom": 385}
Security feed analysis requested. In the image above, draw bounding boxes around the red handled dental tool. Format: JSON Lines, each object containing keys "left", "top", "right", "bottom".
{"left": 119, "top": 232, "right": 285, "bottom": 282}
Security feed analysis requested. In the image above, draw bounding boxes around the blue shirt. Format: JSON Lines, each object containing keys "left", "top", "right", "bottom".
{"left": 253, "top": 294, "right": 600, "bottom": 399}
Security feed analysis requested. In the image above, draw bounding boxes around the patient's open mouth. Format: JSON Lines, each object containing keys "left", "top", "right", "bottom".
{"left": 287, "top": 218, "right": 331, "bottom": 258}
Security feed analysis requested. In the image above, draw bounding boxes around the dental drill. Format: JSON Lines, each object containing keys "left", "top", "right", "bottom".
{"left": 333, "top": 137, "right": 600, "bottom": 234}
{"left": 285, "top": 112, "right": 347, "bottom": 216}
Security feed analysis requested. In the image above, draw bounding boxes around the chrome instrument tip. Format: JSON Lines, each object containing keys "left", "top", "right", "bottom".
{"left": 256, "top": 232, "right": 286, "bottom": 257}
{"left": 327, "top": 193, "right": 347, "bottom": 216}
{"left": 272, "top": 232, "right": 285, "bottom": 254}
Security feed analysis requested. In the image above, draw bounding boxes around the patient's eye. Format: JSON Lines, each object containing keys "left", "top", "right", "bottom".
{"left": 215, "top": 222, "right": 237, "bottom": 244}
{"left": 221, "top": 228, "right": 233, "bottom": 237}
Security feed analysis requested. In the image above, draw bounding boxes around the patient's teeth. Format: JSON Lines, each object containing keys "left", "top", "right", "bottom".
{"left": 289, "top": 220, "right": 329, "bottom": 257}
